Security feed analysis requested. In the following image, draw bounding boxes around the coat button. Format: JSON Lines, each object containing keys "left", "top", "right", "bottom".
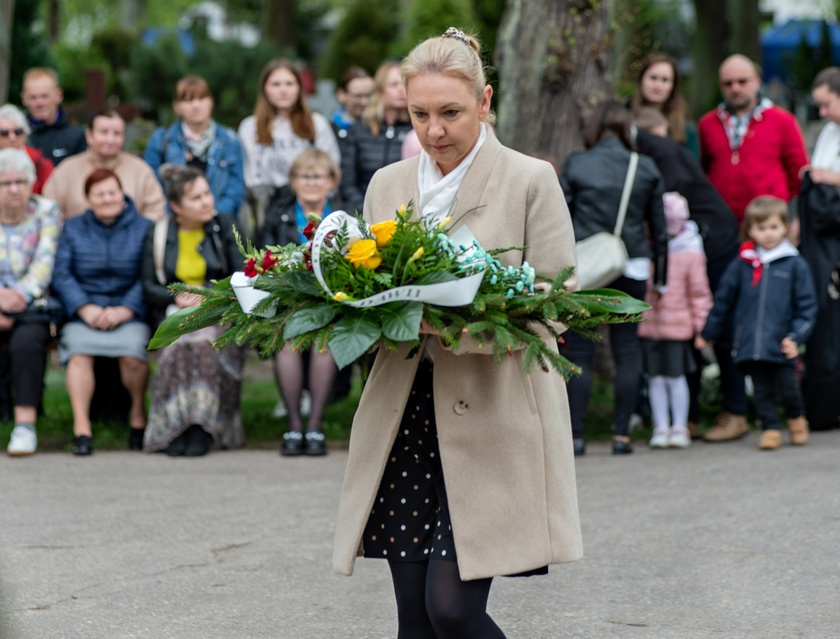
{"left": 454, "top": 400, "right": 469, "bottom": 415}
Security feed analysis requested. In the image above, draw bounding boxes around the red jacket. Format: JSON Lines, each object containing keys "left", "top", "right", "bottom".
{"left": 25, "top": 145, "right": 54, "bottom": 195}
{"left": 698, "top": 103, "right": 808, "bottom": 222}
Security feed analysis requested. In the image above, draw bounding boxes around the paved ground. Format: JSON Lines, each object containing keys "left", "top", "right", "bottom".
{"left": 1, "top": 429, "right": 838, "bottom": 639}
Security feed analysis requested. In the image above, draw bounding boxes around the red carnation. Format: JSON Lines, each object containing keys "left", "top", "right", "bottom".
{"left": 244, "top": 257, "right": 258, "bottom": 278}
{"left": 261, "top": 251, "right": 279, "bottom": 271}
{"left": 302, "top": 220, "right": 318, "bottom": 241}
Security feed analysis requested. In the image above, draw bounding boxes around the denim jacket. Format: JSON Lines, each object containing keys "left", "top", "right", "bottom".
{"left": 144, "top": 121, "right": 245, "bottom": 216}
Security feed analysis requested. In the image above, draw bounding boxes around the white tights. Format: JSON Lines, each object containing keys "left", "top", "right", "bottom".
{"left": 648, "top": 375, "right": 689, "bottom": 433}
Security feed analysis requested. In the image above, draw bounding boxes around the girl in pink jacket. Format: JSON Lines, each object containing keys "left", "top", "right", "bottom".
{"left": 639, "top": 192, "right": 713, "bottom": 448}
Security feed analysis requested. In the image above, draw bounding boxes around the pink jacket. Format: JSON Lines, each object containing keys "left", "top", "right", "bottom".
{"left": 638, "top": 223, "right": 713, "bottom": 341}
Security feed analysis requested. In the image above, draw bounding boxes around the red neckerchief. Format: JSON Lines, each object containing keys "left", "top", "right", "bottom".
{"left": 738, "top": 240, "right": 762, "bottom": 286}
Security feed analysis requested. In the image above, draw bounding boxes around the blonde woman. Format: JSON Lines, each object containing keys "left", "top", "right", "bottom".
{"left": 332, "top": 29, "right": 582, "bottom": 637}
{"left": 338, "top": 61, "right": 412, "bottom": 215}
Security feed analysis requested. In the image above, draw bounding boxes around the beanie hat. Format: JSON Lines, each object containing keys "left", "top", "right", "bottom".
{"left": 663, "top": 191, "right": 690, "bottom": 237}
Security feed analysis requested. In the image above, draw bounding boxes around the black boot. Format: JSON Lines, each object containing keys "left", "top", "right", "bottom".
{"left": 185, "top": 424, "right": 212, "bottom": 457}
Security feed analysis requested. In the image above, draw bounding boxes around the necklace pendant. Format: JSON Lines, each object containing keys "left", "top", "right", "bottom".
{"left": 731, "top": 151, "right": 740, "bottom": 165}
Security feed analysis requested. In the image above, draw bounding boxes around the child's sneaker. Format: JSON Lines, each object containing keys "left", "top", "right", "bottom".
{"left": 649, "top": 429, "right": 669, "bottom": 449}
{"left": 787, "top": 417, "right": 809, "bottom": 446}
{"left": 758, "top": 429, "right": 782, "bottom": 450}
{"left": 668, "top": 429, "right": 691, "bottom": 449}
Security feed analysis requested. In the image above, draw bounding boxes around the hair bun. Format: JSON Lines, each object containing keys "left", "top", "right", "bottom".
{"left": 442, "top": 27, "right": 480, "bottom": 54}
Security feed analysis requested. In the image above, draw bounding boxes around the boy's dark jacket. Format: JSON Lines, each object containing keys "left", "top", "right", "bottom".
{"left": 702, "top": 239, "right": 817, "bottom": 365}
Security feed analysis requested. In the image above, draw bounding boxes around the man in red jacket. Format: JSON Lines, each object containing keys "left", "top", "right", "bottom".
{"left": 697, "top": 54, "right": 809, "bottom": 442}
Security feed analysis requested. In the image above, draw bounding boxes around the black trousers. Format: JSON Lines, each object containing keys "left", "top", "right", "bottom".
{"left": 0, "top": 322, "right": 50, "bottom": 409}
{"left": 739, "top": 361, "right": 803, "bottom": 431}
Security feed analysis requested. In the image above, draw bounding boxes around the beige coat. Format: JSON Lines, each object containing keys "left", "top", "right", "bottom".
{"left": 332, "top": 134, "right": 583, "bottom": 581}
{"left": 42, "top": 150, "right": 165, "bottom": 221}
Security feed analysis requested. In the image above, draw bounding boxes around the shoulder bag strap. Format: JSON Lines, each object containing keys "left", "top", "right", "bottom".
{"left": 153, "top": 218, "right": 169, "bottom": 286}
{"left": 613, "top": 152, "right": 639, "bottom": 237}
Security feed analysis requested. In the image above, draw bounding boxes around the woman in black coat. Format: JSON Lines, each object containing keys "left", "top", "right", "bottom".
{"left": 142, "top": 165, "right": 244, "bottom": 456}
{"left": 560, "top": 100, "right": 668, "bottom": 456}
{"left": 338, "top": 61, "right": 412, "bottom": 215}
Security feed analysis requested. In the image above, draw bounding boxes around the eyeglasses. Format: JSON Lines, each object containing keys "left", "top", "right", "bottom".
{"left": 0, "top": 179, "right": 29, "bottom": 189}
{"left": 293, "top": 173, "right": 329, "bottom": 183}
{"left": 0, "top": 128, "right": 25, "bottom": 138}
{"left": 721, "top": 78, "right": 751, "bottom": 88}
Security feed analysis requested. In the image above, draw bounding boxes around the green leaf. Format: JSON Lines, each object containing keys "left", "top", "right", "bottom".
{"left": 148, "top": 305, "right": 223, "bottom": 349}
{"left": 328, "top": 313, "right": 382, "bottom": 370}
{"left": 571, "top": 289, "right": 651, "bottom": 315}
{"left": 284, "top": 304, "right": 340, "bottom": 340}
{"left": 380, "top": 302, "right": 423, "bottom": 341}
{"left": 277, "top": 270, "right": 323, "bottom": 296}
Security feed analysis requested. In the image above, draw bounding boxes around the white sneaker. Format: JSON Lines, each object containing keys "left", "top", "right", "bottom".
{"left": 649, "top": 430, "right": 669, "bottom": 449}
{"left": 668, "top": 430, "right": 691, "bottom": 449}
{"left": 7, "top": 424, "right": 37, "bottom": 456}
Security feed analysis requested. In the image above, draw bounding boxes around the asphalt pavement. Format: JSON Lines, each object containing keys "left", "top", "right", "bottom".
{"left": 1, "top": 429, "right": 838, "bottom": 639}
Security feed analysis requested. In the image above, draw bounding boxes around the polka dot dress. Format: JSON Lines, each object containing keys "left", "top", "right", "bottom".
{"left": 363, "top": 359, "right": 458, "bottom": 563}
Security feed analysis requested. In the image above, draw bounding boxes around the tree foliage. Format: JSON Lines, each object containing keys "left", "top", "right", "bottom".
{"left": 320, "top": 0, "right": 401, "bottom": 79}
{"left": 8, "top": 0, "right": 54, "bottom": 102}
{"left": 395, "top": 0, "right": 478, "bottom": 58}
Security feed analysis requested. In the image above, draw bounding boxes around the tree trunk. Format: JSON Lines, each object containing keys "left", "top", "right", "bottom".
{"left": 495, "top": 0, "right": 612, "bottom": 171}
{"left": 729, "top": 0, "right": 760, "bottom": 63}
{"left": 47, "top": 0, "right": 58, "bottom": 43}
{"left": 690, "top": 0, "right": 729, "bottom": 116}
{"left": 265, "top": 0, "right": 296, "bottom": 51}
{"left": 0, "top": 0, "right": 13, "bottom": 104}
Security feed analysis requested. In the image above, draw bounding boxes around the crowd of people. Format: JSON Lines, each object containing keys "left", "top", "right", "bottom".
{"left": 1, "top": 46, "right": 840, "bottom": 467}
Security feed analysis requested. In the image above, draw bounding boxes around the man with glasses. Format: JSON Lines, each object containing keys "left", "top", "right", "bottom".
{"left": 20, "top": 68, "right": 87, "bottom": 166}
{"left": 697, "top": 54, "right": 809, "bottom": 443}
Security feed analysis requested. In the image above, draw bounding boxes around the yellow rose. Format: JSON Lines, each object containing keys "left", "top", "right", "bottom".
{"left": 333, "top": 292, "right": 349, "bottom": 302}
{"left": 370, "top": 219, "right": 397, "bottom": 248}
{"left": 437, "top": 216, "right": 451, "bottom": 230}
{"left": 346, "top": 239, "right": 382, "bottom": 269}
{"left": 408, "top": 247, "right": 424, "bottom": 262}
{"left": 398, "top": 203, "right": 407, "bottom": 216}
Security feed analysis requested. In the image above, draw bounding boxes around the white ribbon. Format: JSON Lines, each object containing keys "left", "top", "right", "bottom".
{"left": 311, "top": 210, "right": 485, "bottom": 308}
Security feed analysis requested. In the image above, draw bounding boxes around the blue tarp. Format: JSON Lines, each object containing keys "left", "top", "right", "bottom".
{"left": 760, "top": 19, "right": 840, "bottom": 82}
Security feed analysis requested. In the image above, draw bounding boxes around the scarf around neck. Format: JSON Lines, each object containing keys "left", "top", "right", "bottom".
{"left": 738, "top": 238, "right": 798, "bottom": 286}
{"left": 417, "top": 123, "right": 487, "bottom": 224}
{"left": 182, "top": 121, "right": 217, "bottom": 160}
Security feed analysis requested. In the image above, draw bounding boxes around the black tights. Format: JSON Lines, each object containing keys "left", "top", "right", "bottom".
{"left": 388, "top": 560, "right": 506, "bottom": 639}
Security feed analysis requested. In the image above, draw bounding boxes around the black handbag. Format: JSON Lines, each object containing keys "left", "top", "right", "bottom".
{"left": 9, "top": 296, "right": 65, "bottom": 336}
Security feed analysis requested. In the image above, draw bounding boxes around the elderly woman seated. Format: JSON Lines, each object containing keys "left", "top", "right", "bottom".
{"left": 0, "top": 149, "right": 61, "bottom": 456}
{"left": 52, "top": 168, "right": 152, "bottom": 455}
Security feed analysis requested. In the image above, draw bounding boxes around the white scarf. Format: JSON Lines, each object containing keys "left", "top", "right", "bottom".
{"left": 417, "top": 123, "right": 487, "bottom": 223}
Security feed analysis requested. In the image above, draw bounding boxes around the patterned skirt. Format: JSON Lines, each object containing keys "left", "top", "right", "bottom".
{"left": 143, "top": 326, "right": 245, "bottom": 452}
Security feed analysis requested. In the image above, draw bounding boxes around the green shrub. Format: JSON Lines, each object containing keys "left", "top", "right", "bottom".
{"left": 395, "top": 0, "right": 478, "bottom": 58}
{"left": 320, "top": 0, "right": 401, "bottom": 80}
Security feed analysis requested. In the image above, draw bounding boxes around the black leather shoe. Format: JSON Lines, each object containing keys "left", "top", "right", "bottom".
{"left": 573, "top": 438, "right": 586, "bottom": 457}
{"left": 281, "top": 431, "right": 304, "bottom": 456}
{"left": 166, "top": 431, "right": 189, "bottom": 456}
{"left": 304, "top": 431, "right": 327, "bottom": 456}
{"left": 72, "top": 435, "right": 93, "bottom": 456}
{"left": 185, "top": 425, "right": 212, "bottom": 457}
{"left": 128, "top": 427, "right": 145, "bottom": 451}
{"left": 612, "top": 439, "right": 634, "bottom": 455}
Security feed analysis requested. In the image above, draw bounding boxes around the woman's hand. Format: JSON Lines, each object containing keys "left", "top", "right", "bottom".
{"left": 809, "top": 168, "right": 840, "bottom": 186}
{"left": 0, "top": 288, "right": 28, "bottom": 314}
{"left": 175, "top": 292, "right": 203, "bottom": 308}
{"left": 0, "top": 312, "right": 14, "bottom": 331}
{"left": 97, "top": 306, "right": 134, "bottom": 330}
{"left": 78, "top": 304, "right": 105, "bottom": 328}
{"left": 418, "top": 319, "right": 440, "bottom": 335}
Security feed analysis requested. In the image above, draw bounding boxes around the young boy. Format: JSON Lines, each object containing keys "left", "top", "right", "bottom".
{"left": 697, "top": 196, "right": 817, "bottom": 450}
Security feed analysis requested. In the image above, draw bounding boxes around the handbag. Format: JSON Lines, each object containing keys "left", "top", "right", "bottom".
{"left": 8, "top": 295, "right": 65, "bottom": 337}
{"left": 574, "top": 152, "right": 638, "bottom": 290}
